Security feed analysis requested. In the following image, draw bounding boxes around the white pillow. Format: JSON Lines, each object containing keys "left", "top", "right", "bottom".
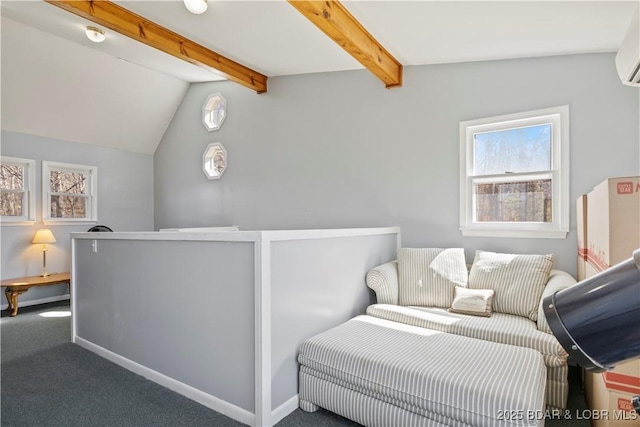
{"left": 397, "top": 248, "right": 468, "bottom": 308}
{"left": 449, "top": 287, "right": 494, "bottom": 317}
{"left": 468, "top": 250, "right": 554, "bottom": 321}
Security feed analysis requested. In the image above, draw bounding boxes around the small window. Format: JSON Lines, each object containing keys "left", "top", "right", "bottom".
{"left": 459, "top": 106, "right": 569, "bottom": 238}
{"left": 202, "top": 142, "right": 227, "bottom": 179}
{"left": 0, "top": 156, "right": 36, "bottom": 225}
{"left": 202, "top": 93, "right": 227, "bottom": 132}
{"left": 43, "top": 161, "right": 97, "bottom": 224}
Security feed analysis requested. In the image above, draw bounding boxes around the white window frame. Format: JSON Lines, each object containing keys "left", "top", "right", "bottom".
{"left": 0, "top": 156, "right": 36, "bottom": 226}
{"left": 42, "top": 161, "right": 98, "bottom": 225}
{"left": 459, "top": 106, "right": 570, "bottom": 239}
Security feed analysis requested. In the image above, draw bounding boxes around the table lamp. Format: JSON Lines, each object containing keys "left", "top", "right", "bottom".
{"left": 32, "top": 229, "right": 56, "bottom": 277}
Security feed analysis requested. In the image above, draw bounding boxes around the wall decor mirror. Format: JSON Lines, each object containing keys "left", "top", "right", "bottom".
{"left": 202, "top": 93, "right": 226, "bottom": 131}
{"left": 202, "top": 142, "right": 227, "bottom": 179}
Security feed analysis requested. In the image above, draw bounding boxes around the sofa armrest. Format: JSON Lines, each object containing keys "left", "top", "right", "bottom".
{"left": 537, "top": 269, "right": 577, "bottom": 334}
{"left": 366, "top": 261, "right": 399, "bottom": 305}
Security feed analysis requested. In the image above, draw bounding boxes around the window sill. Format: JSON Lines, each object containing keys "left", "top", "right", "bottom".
{"left": 43, "top": 219, "right": 98, "bottom": 226}
{"left": 0, "top": 220, "right": 36, "bottom": 226}
{"left": 460, "top": 228, "right": 568, "bottom": 239}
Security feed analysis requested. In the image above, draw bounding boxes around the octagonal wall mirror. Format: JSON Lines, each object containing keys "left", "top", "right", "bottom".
{"left": 202, "top": 93, "right": 227, "bottom": 131}
{"left": 203, "top": 142, "right": 227, "bottom": 180}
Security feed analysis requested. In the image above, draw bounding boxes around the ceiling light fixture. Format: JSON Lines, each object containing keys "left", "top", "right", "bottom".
{"left": 184, "top": 0, "right": 207, "bottom": 15}
{"left": 85, "top": 26, "right": 106, "bottom": 43}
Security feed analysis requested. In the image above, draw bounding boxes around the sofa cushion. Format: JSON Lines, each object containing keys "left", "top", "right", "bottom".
{"left": 468, "top": 250, "right": 554, "bottom": 321}
{"left": 397, "top": 248, "right": 468, "bottom": 308}
{"left": 366, "top": 303, "right": 567, "bottom": 364}
{"left": 449, "top": 287, "right": 494, "bottom": 317}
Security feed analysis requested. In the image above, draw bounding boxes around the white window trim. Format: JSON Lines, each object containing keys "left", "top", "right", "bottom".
{"left": 42, "top": 161, "right": 98, "bottom": 226}
{"left": 459, "top": 106, "right": 570, "bottom": 239}
{"left": 0, "top": 156, "right": 36, "bottom": 226}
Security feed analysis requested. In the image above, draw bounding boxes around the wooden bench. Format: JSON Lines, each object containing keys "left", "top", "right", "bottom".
{"left": 1, "top": 272, "right": 70, "bottom": 317}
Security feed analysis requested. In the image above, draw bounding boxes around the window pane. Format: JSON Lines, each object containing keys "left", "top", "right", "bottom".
{"left": 0, "top": 165, "right": 24, "bottom": 191}
{"left": 50, "top": 171, "right": 87, "bottom": 194}
{"left": 474, "top": 179, "right": 552, "bottom": 223}
{"left": 473, "top": 124, "right": 551, "bottom": 175}
{"left": 1, "top": 192, "right": 23, "bottom": 216}
{"left": 50, "top": 195, "right": 87, "bottom": 218}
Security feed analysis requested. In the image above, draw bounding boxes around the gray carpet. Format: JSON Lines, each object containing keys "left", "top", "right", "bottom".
{"left": 1, "top": 301, "right": 588, "bottom": 426}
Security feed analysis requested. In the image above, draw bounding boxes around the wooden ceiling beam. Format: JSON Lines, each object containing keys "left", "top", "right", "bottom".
{"left": 45, "top": 0, "right": 268, "bottom": 93}
{"left": 288, "top": 0, "right": 402, "bottom": 88}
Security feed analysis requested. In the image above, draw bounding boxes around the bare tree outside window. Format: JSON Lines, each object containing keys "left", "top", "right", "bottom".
{"left": 472, "top": 124, "right": 552, "bottom": 224}
{"left": 49, "top": 170, "right": 88, "bottom": 218}
{"left": 0, "top": 164, "right": 25, "bottom": 216}
{"left": 475, "top": 179, "right": 552, "bottom": 223}
{"left": 42, "top": 161, "right": 96, "bottom": 223}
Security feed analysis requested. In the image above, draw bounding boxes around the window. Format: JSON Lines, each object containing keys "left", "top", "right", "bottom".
{"left": 43, "top": 161, "right": 97, "bottom": 224}
{"left": 0, "top": 156, "right": 36, "bottom": 225}
{"left": 202, "top": 93, "right": 226, "bottom": 131}
{"left": 459, "top": 106, "right": 569, "bottom": 238}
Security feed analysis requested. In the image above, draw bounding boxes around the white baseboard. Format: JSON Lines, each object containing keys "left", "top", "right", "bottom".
{"left": 271, "top": 394, "right": 299, "bottom": 426}
{"left": 0, "top": 294, "right": 70, "bottom": 311}
{"left": 74, "top": 337, "right": 255, "bottom": 426}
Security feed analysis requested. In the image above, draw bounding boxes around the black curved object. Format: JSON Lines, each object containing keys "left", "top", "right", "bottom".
{"left": 87, "top": 225, "right": 113, "bottom": 232}
{"left": 543, "top": 248, "right": 640, "bottom": 372}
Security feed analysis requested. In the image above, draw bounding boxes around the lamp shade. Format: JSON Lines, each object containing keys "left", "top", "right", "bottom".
{"left": 32, "top": 229, "right": 57, "bottom": 244}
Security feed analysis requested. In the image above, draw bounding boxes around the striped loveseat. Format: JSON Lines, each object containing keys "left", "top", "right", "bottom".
{"left": 365, "top": 249, "right": 577, "bottom": 410}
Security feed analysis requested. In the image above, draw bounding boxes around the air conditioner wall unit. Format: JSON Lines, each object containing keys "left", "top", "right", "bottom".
{"left": 615, "top": 8, "right": 640, "bottom": 87}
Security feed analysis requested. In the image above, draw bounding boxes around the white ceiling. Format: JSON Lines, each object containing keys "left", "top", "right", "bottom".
{"left": 1, "top": 16, "right": 190, "bottom": 154}
{"left": 1, "top": 1, "right": 638, "bottom": 154}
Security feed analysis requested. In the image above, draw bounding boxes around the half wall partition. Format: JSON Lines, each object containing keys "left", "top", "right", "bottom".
{"left": 71, "top": 227, "right": 400, "bottom": 426}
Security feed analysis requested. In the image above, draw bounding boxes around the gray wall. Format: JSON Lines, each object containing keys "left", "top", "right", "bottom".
{"left": 154, "top": 53, "right": 639, "bottom": 276}
{"left": 73, "top": 238, "right": 255, "bottom": 412}
{"left": 270, "top": 233, "right": 397, "bottom": 411}
{"left": 1, "top": 131, "right": 154, "bottom": 305}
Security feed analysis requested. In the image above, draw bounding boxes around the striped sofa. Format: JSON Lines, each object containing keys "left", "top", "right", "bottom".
{"left": 365, "top": 260, "right": 577, "bottom": 410}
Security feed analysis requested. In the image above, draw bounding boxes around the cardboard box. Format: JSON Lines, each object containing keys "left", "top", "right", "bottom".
{"left": 577, "top": 255, "right": 587, "bottom": 281}
{"left": 585, "top": 260, "right": 600, "bottom": 279}
{"left": 581, "top": 178, "right": 640, "bottom": 426}
{"left": 584, "top": 361, "right": 640, "bottom": 427}
{"left": 577, "top": 195, "right": 588, "bottom": 281}
{"left": 586, "top": 177, "right": 640, "bottom": 274}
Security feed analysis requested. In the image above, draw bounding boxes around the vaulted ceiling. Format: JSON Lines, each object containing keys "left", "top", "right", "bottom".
{"left": 1, "top": 1, "right": 637, "bottom": 154}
